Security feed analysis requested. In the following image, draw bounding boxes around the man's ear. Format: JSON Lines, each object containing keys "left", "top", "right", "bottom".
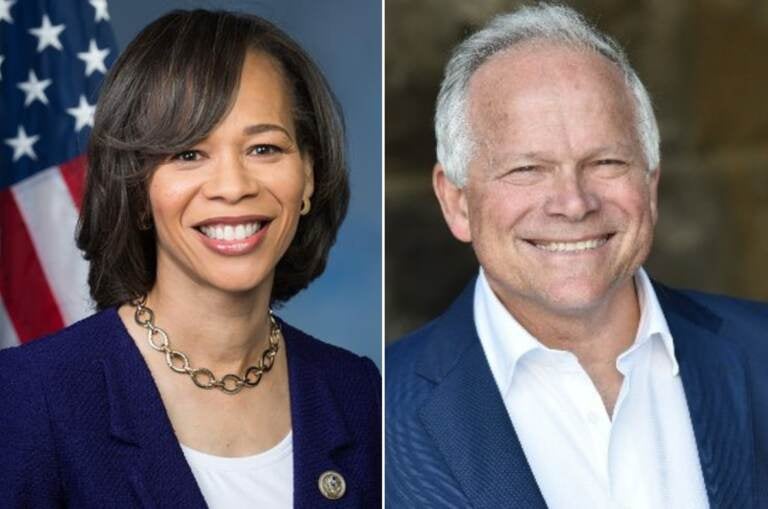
{"left": 648, "top": 165, "right": 660, "bottom": 226}
{"left": 433, "top": 163, "right": 472, "bottom": 243}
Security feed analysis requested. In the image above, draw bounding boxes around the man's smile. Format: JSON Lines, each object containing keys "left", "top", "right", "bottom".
{"left": 523, "top": 234, "right": 614, "bottom": 253}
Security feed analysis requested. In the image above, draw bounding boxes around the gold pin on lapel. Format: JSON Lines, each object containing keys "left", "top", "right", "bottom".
{"left": 318, "top": 470, "right": 346, "bottom": 500}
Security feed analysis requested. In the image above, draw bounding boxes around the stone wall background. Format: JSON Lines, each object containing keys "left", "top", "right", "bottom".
{"left": 386, "top": 0, "right": 768, "bottom": 342}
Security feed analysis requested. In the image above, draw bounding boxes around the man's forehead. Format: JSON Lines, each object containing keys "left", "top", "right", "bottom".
{"left": 467, "top": 41, "right": 630, "bottom": 111}
{"left": 467, "top": 43, "right": 635, "bottom": 133}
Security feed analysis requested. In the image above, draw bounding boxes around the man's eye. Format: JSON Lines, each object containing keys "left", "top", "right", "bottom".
{"left": 170, "top": 150, "right": 201, "bottom": 162}
{"left": 251, "top": 144, "right": 283, "bottom": 156}
{"left": 497, "top": 165, "right": 544, "bottom": 185}
{"left": 595, "top": 159, "right": 626, "bottom": 166}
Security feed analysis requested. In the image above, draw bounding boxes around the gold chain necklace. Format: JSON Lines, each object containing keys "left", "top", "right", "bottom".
{"left": 133, "top": 299, "right": 281, "bottom": 395}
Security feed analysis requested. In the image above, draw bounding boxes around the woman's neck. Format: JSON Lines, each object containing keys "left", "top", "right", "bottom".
{"left": 142, "top": 271, "right": 275, "bottom": 376}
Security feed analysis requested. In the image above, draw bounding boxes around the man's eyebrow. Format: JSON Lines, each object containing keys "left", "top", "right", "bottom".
{"left": 242, "top": 124, "right": 293, "bottom": 139}
{"left": 588, "top": 144, "right": 638, "bottom": 155}
{"left": 492, "top": 151, "right": 556, "bottom": 163}
{"left": 500, "top": 145, "right": 638, "bottom": 159}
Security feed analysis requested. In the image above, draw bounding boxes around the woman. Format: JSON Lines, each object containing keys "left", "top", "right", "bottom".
{"left": 0, "top": 10, "right": 380, "bottom": 508}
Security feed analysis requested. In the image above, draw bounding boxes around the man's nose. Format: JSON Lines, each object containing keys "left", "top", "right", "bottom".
{"left": 202, "top": 156, "right": 258, "bottom": 203}
{"left": 543, "top": 169, "right": 599, "bottom": 221}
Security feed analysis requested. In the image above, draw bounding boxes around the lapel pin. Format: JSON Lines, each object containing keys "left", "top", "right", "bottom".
{"left": 318, "top": 470, "right": 346, "bottom": 500}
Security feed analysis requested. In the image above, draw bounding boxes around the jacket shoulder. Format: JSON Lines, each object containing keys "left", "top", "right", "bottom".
{"left": 680, "top": 288, "right": 768, "bottom": 322}
{"left": 0, "top": 312, "right": 117, "bottom": 504}
{"left": 0, "top": 309, "right": 122, "bottom": 373}
{"left": 280, "top": 319, "right": 381, "bottom": 412}
{"left": 281, "top": 319, "right": 380, "bottom": 381}
{"left": 655, "top": 283, "right": 768, "bottom": 375}
{"left": 657, "top": 284, "right": 768, "bottom": 336}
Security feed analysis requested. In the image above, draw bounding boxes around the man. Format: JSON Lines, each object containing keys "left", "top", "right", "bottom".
{"left": 386, "top": 4, "right": 768, "bottom": 508}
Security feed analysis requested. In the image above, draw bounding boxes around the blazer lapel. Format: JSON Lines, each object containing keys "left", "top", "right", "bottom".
{"left": 282, "top": 322, "right": 359, "bottom": 509}
{"left": 656, "top": 284, "right": 755, "bottom": 508}
{"left": 416, "top": 283, "right": 547, "bottom": 509}
{"left": 102, "top": 309, "right": 207, "bottom": 508}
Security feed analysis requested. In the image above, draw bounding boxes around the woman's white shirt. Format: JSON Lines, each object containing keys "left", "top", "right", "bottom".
{"left": 181, "top": 432, "right": 293, "bottom": 508}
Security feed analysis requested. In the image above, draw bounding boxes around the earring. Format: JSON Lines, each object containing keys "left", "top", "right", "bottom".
{"left": 300, "top": 197, "right": 311, "bottom": 216}
{"left": 138, "top": 209, "right": 153, "bottom": 230}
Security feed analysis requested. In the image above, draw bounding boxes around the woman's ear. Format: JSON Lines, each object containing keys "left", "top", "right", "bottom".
{"left": 302, "top": 155, "right": 315, "bottom": 201}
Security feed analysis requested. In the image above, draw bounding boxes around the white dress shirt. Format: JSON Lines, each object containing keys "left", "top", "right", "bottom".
{"left": 474, "top": 268, "right": 709, "bottom": 509}
{"left": 181, "top": 432, "right": 293, "bottom": 508}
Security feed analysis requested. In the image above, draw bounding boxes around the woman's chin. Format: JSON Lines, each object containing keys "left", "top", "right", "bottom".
{"left": 195, "top": 271, "right": 274, "bottom": 296}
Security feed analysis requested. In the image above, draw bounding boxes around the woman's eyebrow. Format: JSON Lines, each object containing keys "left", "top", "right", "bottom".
{"left": 242, "top": 124, "right": 293, "bottom": 139}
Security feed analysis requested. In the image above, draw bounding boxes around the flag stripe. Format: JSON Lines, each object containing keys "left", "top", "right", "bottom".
{"left": 0, "top": 189, "right": 65, "bottom": 341}
{"left": 1, "top": 2, "right": 117, "bottom": 348}
{"left": 13, "top": 167, "right": 92, "bottom": 325}
{"left": 0, "top": 297, "right": 20, "bottom": 349}
{"left": 59, "top": 154, "right": 87, "bottom": 210}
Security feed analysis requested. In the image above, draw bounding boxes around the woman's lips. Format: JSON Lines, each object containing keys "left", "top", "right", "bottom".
{"left": 195, "top": 221, "right": 270, "bottom": 256}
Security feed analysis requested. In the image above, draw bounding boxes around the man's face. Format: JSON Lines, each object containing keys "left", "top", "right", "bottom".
{"left": 435, "top": 43, "right": 659, "bottom": 320}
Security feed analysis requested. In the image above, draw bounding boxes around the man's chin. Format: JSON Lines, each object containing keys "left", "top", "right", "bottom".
{"left": 516, "top": 281, "right": 622, "bottom": 318}
{"left": 532, "top": 274, "right": 638, "bottom": 317}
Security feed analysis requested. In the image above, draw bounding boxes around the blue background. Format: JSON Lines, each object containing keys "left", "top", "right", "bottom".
{"left": 110, "top": 0, "right": 382, "bottom": 367}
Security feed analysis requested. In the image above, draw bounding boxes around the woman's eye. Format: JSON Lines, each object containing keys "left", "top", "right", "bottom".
{"left": 170, "top": 150, "right": 201, "bottom": 162}
{"left": 251, "top": 144, "right": 283, "bottom": 156}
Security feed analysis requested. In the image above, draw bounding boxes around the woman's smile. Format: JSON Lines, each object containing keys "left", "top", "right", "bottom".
{"left": 195, "top": 217, "right": 271, "bottom": 256}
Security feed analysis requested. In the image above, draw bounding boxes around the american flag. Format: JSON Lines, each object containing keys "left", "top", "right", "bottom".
{"left": 0, "top": 0, "right": 116, "bottom": 348}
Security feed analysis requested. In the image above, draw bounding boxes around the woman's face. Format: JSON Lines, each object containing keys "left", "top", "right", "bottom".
{"left": 148, "top": 51, "right": 314, "bottom": 295}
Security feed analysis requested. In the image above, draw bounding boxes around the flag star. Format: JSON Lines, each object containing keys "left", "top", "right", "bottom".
{"left": 28, "top": 14, "right": 65, "bottom": 52}
{"left": 67, "top": 95, "right": 96, "bottom": 132}
{"left": 0, "top": 55, "right": 4, "bottom": 81}
{"left": 0, "top": 0, "right": 15, "bottom": 23}
{"left": 77, "top": 39, "right": 109, "bottom": 76}
{"left": 5, "top": 126, "right": 40, "bottom": 161}
{"left": 17, "top": 70, "right": 52, "bottom": 106}
{"left": 89, "top": 0, "right": 109, "bottom": 22}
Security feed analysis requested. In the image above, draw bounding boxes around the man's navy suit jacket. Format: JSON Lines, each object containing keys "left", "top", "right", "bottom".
{"left": 0, "top": 308, "right": 381, "bottom": 508}
{"left": 386, "top": 279, "right": 768, "bottom": 508}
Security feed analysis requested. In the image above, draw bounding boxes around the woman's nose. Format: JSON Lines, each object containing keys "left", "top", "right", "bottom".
{"left": 202, "top": 156, "right": 258, "bottom": 203}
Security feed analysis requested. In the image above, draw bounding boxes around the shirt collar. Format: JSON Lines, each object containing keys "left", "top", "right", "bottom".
{"left": 474, "top": 267, "right": 680, "bottom": 398}
{"left": 627, "top": 268, "right": 679, "bottom": 375}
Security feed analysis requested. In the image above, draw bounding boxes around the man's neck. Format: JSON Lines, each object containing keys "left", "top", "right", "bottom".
{"left": 498, "top": 278, "right": 641, "bottom": 415}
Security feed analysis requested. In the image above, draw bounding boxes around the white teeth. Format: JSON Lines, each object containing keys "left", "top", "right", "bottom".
{"left": 534, "top": 237, "right": 607, "bottom": 252}
{"left": 199, "top": 222, "right": 262, "bottom": 241}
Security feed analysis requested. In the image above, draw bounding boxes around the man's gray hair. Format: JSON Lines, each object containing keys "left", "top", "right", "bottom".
{"left": 435, "top": 3, "right": 660, "bottom": 186}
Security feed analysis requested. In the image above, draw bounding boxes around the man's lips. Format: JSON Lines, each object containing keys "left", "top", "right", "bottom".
{"left": 523, "top": 233, "right": 614, "bottom": 253}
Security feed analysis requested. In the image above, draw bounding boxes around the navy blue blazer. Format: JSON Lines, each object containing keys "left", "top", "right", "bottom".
{"left": 386, "top": 279, "right": 768, "bottom": 508}
{"left": 0, "top": 308, "right": 380, "bottom": 508}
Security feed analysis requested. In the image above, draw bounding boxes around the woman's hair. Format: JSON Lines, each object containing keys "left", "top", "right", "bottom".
{"left": 77, "top": 9, "right": 349, "bottom": 309}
